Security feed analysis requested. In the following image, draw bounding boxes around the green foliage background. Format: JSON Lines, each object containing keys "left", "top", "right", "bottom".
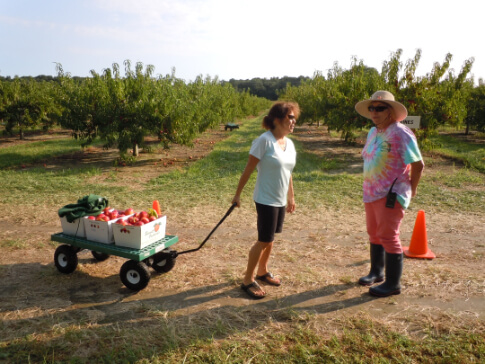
{"left": 280, "top": 49, "right": 483, "bottom": 145}
{"left": 1, "top": 50, "right": 484, "bottom": 154}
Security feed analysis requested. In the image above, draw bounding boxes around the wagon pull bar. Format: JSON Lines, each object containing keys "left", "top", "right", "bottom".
{"left": 175, "top": 202, "right": 237, "bottom": 257}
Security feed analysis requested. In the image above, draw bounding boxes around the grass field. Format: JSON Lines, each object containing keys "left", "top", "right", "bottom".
{"left": 0, "top": 117, "right": 484, "bottom": 363}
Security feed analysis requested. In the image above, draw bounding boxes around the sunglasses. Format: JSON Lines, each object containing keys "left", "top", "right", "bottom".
{"left": 368, "top": 106, "right": 389, "bottom": 112}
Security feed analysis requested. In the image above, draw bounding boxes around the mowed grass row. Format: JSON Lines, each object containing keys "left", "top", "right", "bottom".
{"left": 5, "top": 316, "right": 482, "bottom": 363}
{"left": 0, "top": 117, "right": 364, "bottom": 213}
{"left": 429, "top": 132, "right": 485, "bottom": 173}
{"left": 1, "top": 118, "right": 484, "bottom": 363}
{"left": 1, "top": 121, "right": 484, "bottom": 215}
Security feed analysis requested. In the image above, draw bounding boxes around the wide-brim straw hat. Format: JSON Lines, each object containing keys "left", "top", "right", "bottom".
{"left": 355, "top": 90, "right": 408, "bottom": 122}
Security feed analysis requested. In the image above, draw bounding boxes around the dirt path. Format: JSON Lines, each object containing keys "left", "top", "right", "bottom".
{"left": 1, "top": 124, "right": 484, "bottom": 347}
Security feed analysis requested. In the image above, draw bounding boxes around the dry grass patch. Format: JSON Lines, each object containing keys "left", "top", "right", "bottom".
{"left": 0, "top": 123, "right": 484, "bottom": 363}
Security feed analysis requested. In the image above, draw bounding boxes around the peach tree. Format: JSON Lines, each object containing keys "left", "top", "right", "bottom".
{"left": 0, "top": 78, "right": 60, "bottom": 139}
{"left": 56, "top": 60, "right": 271, "bottom": 157}
{"left": 281, "top": 49, "right": 475, "bottom": 146}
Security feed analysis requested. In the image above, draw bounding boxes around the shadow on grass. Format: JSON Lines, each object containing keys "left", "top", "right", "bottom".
{"left": 1, "top": 258, "right": 375, "bottom": 362}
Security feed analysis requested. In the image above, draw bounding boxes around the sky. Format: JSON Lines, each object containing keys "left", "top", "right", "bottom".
{"left": 0, "top": 0, "right": 483, "bottom": 83}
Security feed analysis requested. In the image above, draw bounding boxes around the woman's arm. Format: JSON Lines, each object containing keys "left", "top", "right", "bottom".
{"left": 286, "top": 175, "right": 295, "bottom": 213}
{"left": 410, "top": 160, "right": 424, "bottom": 197}
{"left": 232, "top": 155, "right": 260, "bottom": 207}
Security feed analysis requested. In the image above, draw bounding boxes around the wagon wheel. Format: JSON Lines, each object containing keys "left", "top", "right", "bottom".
{"left": 91, "top": 251, "right": 110, "bottom": 261}
{"left": 120, "top": 260, "right": 151, "bottom": 291}
{"left": 54, "top": 245, "right": 78, "bottom": 274}
{"left": 151, "top": 251, "right": 176, "bottom": 273}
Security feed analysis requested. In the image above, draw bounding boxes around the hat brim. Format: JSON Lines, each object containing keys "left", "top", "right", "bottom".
{"left": 355, "top": 100, "right": 408, "bottom": 122}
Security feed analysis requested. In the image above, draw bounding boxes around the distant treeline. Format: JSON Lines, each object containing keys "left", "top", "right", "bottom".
{"left": 224, "top": 76, "right": 311, "bottom": 100}
{"left": 1, "top": 75, "right": 310, "bottom": 101}
{"left": 0, "top": 75, "right": 78, "bottom": 83}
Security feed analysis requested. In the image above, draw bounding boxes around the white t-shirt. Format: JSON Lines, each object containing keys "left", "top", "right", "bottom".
{"left": 249, "top": 130, "right": 296, "bottom": 207}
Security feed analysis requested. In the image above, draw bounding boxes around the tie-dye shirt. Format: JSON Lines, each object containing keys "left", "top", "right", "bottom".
{"left": 362, "top": 122, "right": 422, "bottom": 209}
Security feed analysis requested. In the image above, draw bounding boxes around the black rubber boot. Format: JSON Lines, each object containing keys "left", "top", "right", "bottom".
{"left": 358, "top": 243, "right": 385, "bottom": 286}
{"left": 369, "top": 252, "right": 403, "bottom": 297}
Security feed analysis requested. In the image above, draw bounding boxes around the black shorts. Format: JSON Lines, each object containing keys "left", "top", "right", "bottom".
{"left": 255, "top": 202, "right": 286, "bottom": 243}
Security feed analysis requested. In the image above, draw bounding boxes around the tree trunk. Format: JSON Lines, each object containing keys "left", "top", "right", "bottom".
{"left": 132, "top": 143, "right": 139, "bottom": 157}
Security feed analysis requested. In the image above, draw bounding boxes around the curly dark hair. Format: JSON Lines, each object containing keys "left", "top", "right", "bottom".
{"left": 262, "top": 102, "right": 300, "bottom": 130}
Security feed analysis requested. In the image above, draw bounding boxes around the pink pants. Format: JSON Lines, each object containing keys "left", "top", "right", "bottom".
{"left": 365, "top": 197, "right": 405, "bottom": 254}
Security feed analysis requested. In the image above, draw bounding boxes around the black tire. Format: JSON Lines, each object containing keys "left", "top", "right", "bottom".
{"left": 91, "top": 251, "right": 110, "bottom": 261}
{"left": 120, "top": 260, "right": 151, "bottom": 291}
{"left": 151, "top": 252, "right": 176, "bottom": 273}
{"left": 54, "top": 245, "right": 78, "bottom": 274}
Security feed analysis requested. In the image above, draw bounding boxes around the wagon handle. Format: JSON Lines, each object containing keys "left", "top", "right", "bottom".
{"left": 175, "top": 202, "right": 237, "bottom": 256}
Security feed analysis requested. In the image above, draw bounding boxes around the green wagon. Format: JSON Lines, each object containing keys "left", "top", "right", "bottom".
{"left": 51, "top": 203, "right": 236, "bottom": 291}
{"left": 51, "top": 233, "right": 179, "bottom": 291}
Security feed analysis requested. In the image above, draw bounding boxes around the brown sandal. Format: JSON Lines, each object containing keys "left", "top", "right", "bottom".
{"left": 240, "top": 281, "right": 266, "bottom": 299}
{"left": 256, "top": 272, "right": 281, "bottom": 286}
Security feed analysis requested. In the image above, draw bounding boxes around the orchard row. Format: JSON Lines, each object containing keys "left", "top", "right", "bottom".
{"left": 2, "top": 52, "right": 484, "bottom": 151}
{"left": 280, "top": 49, "right": 485, "bottom": 146}
{"left": 0, "top": 61, "right": 271, "bottom": 154}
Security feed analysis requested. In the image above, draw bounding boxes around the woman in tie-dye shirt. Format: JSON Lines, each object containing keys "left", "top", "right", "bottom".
{"left": 355, "top": 91, "right": 424, "bottom": 298}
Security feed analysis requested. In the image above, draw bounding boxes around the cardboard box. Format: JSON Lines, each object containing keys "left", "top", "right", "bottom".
{"left": 60, "top": 216, "right": 86, "bottom": 238}
{"left": 84, "top": 217, "right": 120, "bottom": 244}
{"left": 113, "top": 216, "right": 167, "bottom": 249}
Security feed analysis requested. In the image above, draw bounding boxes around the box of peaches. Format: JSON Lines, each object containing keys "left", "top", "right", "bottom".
{"left": 83, "top": 206, "right": 132, "bottom": 244}
{"left": 112, "top": 200, "right": 166, "bottom": 249}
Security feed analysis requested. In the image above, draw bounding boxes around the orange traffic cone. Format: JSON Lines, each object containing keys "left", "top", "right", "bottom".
{"left": 403, "top": 210, "right": 435, "bottom": 259}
